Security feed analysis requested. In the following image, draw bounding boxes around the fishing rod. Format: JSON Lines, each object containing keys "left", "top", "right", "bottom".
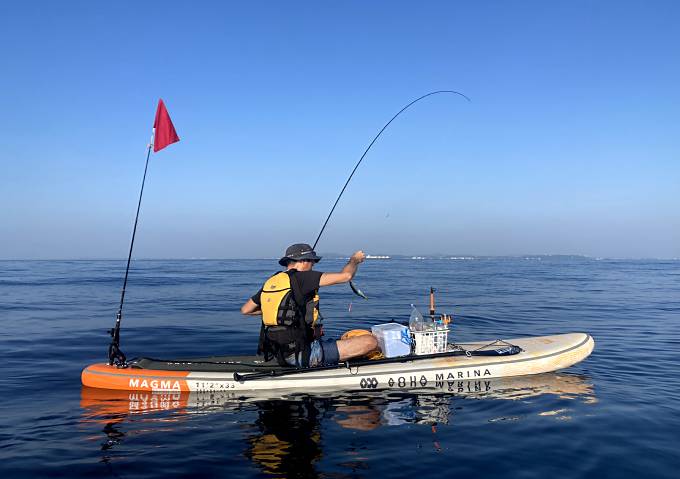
{"left": 311, "top": 90, "right": 471, "bottom": 297}
{"left": 108, "top": 136, "right": 154, "bottom": 367}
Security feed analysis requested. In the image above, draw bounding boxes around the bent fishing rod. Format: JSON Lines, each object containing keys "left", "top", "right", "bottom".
{"left": 311, "top": 90, "right": 471, "bottom": 297}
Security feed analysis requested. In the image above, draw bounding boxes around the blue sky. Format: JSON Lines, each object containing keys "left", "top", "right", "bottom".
{"left": 1, "top": 1, "right": 678, "bottom": 259}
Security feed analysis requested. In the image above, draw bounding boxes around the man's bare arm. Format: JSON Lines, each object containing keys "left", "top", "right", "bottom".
{"left": 320, "top": 250, "right": 366, "bottom": 287}
{"left": 241, "top": 298, "right": 262, "bottom": 316}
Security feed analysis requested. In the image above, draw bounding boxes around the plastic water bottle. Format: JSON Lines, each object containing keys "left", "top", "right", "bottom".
{"left": 409, "top": 304, "right": 424, "bottom": 331}
{"left": 422, "top": 313, "right": 434, "bottom": 331}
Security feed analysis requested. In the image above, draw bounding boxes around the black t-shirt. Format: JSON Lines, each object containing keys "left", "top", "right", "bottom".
{"left": 252, "top": 269, "right": 323, "bottom": 306}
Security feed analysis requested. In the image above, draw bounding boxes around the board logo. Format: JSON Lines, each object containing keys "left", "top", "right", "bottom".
{"left": 360, "top": 377, "right": 378, "bottom": 389}
{"left": 128, "top": 378, "right": 182, "bottom": 391}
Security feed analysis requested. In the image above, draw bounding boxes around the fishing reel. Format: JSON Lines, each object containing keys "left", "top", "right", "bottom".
{"left": 108, "top": 339, "right": 127, "bottom": 368}
{"left": 108, "top": 321, "right": 127, "bottom": 368}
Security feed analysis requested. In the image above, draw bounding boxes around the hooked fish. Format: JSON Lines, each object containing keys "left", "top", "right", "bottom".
{"left": 349, "top": 280, "right": 368, "bottom": 300}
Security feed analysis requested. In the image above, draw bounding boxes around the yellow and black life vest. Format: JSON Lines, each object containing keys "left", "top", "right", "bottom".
{"left": 261, "top": 271, "right": 298, "bottom": 326}
{"left": 261, "top": 271, "right": 320, "bottom": 327}
{"left": 257, "top": 270, "right": 320, "bottom": 367}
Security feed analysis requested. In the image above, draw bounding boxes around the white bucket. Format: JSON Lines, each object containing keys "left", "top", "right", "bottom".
{"left": 371, "top": 323, "right": 411, "bottom": 358}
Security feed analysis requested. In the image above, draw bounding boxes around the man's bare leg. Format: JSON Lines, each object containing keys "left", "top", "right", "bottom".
{"left": 336, "top": 334, "right": 379, "bottom": 361}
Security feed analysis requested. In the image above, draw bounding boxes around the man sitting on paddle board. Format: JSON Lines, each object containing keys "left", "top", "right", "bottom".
{"left": 241, "top": 243, "right": 378, "bottom": 368}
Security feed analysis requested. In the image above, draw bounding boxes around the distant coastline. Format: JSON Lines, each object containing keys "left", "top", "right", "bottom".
{"left": 2, "top": 255, "right": 679, "bottom": 261}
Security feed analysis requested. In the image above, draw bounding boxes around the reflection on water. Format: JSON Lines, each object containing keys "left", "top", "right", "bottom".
{"left": 81, "top": 373, "right": 596, "bottom": 475}
{"left": 247, "top": 399, "right": 323, "bottom": 476}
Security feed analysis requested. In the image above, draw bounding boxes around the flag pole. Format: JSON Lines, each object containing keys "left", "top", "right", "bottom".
{"left": 108, "top": 131, "right": 155, "bottom": 367}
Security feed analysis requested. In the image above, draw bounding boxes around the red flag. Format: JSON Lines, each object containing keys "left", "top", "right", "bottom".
{"left": 153, "top": 99, "right": 180, "bottom": 152}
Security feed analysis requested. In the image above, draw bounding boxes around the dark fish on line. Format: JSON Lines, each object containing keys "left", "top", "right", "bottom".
{"left": 350, "top": 281, "right": 368, "bottom": 300}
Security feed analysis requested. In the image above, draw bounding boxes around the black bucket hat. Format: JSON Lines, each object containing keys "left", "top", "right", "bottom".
{"left": 278, "top": 243, "right": 322, "bottom": 266}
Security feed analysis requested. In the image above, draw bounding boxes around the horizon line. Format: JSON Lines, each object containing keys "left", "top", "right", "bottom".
{"left": 1, "top": 254, "right": 679, "bottom": 261}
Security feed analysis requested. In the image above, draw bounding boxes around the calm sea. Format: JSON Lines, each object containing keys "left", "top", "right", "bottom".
{"left": 1, "top": 258, "right": 679, "bottom": 478}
